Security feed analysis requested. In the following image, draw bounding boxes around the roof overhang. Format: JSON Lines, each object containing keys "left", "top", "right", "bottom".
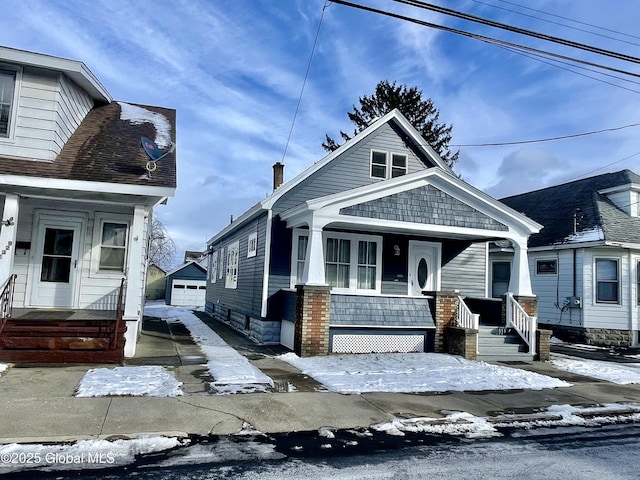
{"left": 0, "top": 46, "right": 111, "bottom": 103}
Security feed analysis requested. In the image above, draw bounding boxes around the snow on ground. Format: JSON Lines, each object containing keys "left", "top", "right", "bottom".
{"left": 144, "top": 302, "right": 273, "bottom": 394}
{"left": 0, "top": 363, "right": 8, "bottom": 375}
{"left": 0, "top": 436, "right": 185, "bottom": 474}
{"left": 551, "top": 356, "right": 640, "bottom": 384}
{"left": 76, "top": 366, "right": 183, "bottom": 397}
{"left": 279, "top": 352, "right": 571, "bottom": 394}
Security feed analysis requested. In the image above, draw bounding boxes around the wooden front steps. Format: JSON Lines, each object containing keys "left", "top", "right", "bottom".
{"left": 0, "top": 310, "right": 126, "bottom": 364}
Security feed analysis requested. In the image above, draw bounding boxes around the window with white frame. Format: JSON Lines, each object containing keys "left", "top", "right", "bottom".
{"left": 247, "top": 232, "right": 257, "bottom": 258}
{"left": 491, "top": 261, "right": 511, "bottom": 298}
{"left": 225, "top": 241, "right": 239, "bottom": 289}
{"left": 92, "top": 214, "right": 129, "bottom": 274}
{"left": 292, "top": 230, "right": 381, "bottom": 292}
{"left": 595, "top": 258, "right": 619, "bottom": 303}
{"left": 210, "top": 250, "right": 218, "bottom": 283}
{"left": 0, "top": 70, "right": 16, "bottom": 138}
{"left": 637, "top": 261, "right": 640, "bottom": 306}
{"left": 370, "top": 150, "right": 408, "bottom": 179}
{"left": 219, "top": 247, "right": 225, "bottom": 280}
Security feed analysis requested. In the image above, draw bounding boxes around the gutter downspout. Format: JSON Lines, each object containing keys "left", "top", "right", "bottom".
{"left": 260, "top": 209, "right": 273, "bottom": 318}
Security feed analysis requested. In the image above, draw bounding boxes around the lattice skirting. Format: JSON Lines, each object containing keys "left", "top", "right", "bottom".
{"left": 331, "top": 334, "right": 425, "bottom": 354}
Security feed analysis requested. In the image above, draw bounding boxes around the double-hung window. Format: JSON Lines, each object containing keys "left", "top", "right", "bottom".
{"left": 210, "top": 250, "right": 218, "bottom": 283}
{"left": 595, "top": 258, "right": 619, "bottom": 303}
{"left": 225, "top": 241, "right": 239, "bottom": 289}
{"left": 370, "top": 150, "right": 408, "bottom": 179}
{"left": 0, "top": 69, "right": 16, "bottom": 138}
{"left": 99, "top": 222, "right": 128, "bottom": 271}
{"left": 325, "top": 237, "right": 351, "bottom": 288}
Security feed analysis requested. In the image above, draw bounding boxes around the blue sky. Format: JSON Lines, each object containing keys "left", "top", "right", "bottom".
{"left": 2, "top": 1, "right": 639, "bottom": 264}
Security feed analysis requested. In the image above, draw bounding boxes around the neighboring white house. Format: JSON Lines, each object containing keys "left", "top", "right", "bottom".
{"left": 0, "top": 46, "right": 177, "bottom": 363}
{"left": 496, "top": 170, "right": 640, "bottom": 347}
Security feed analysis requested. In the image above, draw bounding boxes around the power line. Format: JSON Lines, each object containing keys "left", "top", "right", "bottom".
{"left": 393, "top": 0, "right": 640, "bottom": 66}
{"left": 450, "top": 122, "right": 640, "bottom": 148}
{"left": 561, "top": 151, "right": 640, "bottom": 183}
{"left": 329, "top": 0, "right": 640, "bottom": 80}
{"left": 281, "top": 2, "right": 329, "bottom": 163}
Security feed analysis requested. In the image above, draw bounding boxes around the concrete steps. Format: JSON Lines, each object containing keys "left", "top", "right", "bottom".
{"left": 476, "top": 325, "right": 534, "bottom": 362}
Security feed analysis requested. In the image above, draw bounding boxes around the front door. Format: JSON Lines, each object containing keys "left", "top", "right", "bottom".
{"left": 30, "top": 219, "right": 82, "bottom": 308}
{"left": 408, "top": 241, "right": 441, "bottom": 296}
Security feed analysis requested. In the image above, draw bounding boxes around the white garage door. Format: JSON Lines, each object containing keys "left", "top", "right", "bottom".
{"left": 171, "top": 279, "right": 206, "bottom": 306}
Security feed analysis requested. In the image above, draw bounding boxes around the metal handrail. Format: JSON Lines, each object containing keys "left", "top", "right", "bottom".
{"left": 0, "top": 274, "right": 17, "bottom": 335}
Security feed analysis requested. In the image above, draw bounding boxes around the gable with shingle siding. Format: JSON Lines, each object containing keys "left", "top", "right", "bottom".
{"left": 339, "top": 184, "right": 509, "bottom": 231}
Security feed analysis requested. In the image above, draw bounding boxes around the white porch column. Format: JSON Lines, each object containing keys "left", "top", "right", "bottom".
{"left": 0, "top": 194, "right": 19, "bottom": 285}
{"left": 123, "top": 204, "right": 150, "bottom": 357}
{"left": 301, "top": 217, "right": 328, "bottom": 286}
{"left": 507, "top": 236, "right": 534, "bottom": 296}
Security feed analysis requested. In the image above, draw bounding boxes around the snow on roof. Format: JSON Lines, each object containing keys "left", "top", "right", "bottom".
{"left": 560, "top": 226, "right": 605, "bottom": 244}
{"left": 118, "top": 101, "right": 172, "bottom": 148}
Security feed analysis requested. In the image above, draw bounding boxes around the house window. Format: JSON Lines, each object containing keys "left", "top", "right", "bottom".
{"left": 219, "top": 247, "right": 225, "bottom": 280}
{"left": 370, "top": 150, "right": 408, "bottom": 179}
{"left": 326, "top": 238, "right": 351, "bottom": 288}
{"left": 492, "top": 261, "right": 511, "bottom": 298}
{"left": 247, "top": 232, "right": 257, "bottom": 258}
{"left": 637, "top": 261, "right": 640, "bottom": 306}
{"left": 99, "top": 222, "right": 128, "bottom": 271}
{"left": 357, "top": 240, "right": 377, "bottom": 290}
{"left": 595, "top": 258, "right": 619, "bottom": 303}
{"left": 210, "top": 250, "right": 218, "bottom": 284}
{"left": 0, "top": 70, "right": 15, "bottom": 138}
{"left": 536, "top": 259, "right": 557, "bottom": 275}
{"left": 225, "top": 241, "right": 239, "bottom": 289}
{"left": 295, "top": 234, "right": 308, "bottom": 284}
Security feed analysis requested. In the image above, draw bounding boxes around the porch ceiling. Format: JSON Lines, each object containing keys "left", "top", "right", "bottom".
{"left": 3, "top": 185, "right": 162, "bottom": 207}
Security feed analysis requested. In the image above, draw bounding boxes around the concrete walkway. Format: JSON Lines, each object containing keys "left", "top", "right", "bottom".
{"left": 1, "top": 315, "right": 639, "bottom": 444}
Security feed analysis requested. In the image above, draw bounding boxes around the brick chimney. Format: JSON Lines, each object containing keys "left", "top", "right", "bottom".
{"left": 273, "top": 162, "right": 284, "bottom": 191}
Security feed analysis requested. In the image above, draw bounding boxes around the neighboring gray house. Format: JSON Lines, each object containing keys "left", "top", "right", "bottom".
{"left": 496, "top": 170, "right": 640, "bottom": 347}
{"left": 205, "top": 109, "right": 542, "bottom": 358}
{"left": 165, "top": 261, "right": 207, "bottom": 306}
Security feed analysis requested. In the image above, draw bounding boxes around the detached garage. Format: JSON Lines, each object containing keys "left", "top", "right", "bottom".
{"left": 165, "top": 261, "right": 207, "bottom": 306}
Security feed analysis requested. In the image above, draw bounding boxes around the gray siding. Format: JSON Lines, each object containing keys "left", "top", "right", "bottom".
{"left": 441, "top": 242, "right": 487, "bottom": 297}
{"left": 340, "top": 185, "right": 508, "bottom": 231}
{"left": 330, "top": 294, "right": 434, "bottom": 327}
{"left": 273, "top": 122, "right": 435, "bottom": 215}
{"left": 206, "top": 212, "right": 267, "bottom": 319}
{"left": 165, "top": 263, "right": 206, "bottom": 304}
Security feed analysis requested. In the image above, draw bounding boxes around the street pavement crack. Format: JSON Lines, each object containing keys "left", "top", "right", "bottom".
{"left": 98, "top": 397, "right": 113, "bottom": 436}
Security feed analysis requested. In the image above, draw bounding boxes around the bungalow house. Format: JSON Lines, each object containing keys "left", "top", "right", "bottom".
{"left": 205, "top": 109, "right": 544, "bottom": 359}
{"left": 497, "top": 170, "right": 640, "bottom": 347}
{"left": 0, "top": 46, "right": 176, "bottom": 363}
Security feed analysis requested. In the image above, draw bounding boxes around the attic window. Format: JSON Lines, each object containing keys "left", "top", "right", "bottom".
{"left": 0, "top": 70, "right": 16, "bottom": 138}
{"left": 370, "top": 150, "right": 408, "bottom": 179}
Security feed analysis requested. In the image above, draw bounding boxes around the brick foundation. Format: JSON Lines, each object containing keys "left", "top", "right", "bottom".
{"left": 536, "top": 329, "right": 552, "bottom": 361}
{"left": 446, "top": 326, "right": 478, "bottom": 360}
{"left": 426, "top": 291, "right": 459, "bottom": 353}
{"left": 294, "top": 284, "right": 331, "bottom": 357}
{"left": 540, "top": 324, "right": 634, "bottom": 347}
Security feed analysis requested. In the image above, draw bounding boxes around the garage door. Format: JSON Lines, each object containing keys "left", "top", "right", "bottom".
{"left": 170, "top": 279, "right": 206, "bottom": 306}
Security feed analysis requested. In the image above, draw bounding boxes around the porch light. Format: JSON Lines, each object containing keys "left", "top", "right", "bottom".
{"left": 494, "top": 239, "right": 511, "bottom": 249}
{"left": 2, "top": 217, "right": 14, "bottom": 226}
{"left": 394, "top": 244, "right": 401, "bottom": 256}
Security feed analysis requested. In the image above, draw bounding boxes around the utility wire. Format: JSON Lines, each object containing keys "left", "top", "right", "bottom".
{"left": 471, "top": 0, "right": 640, "bottom": 49}
{"left": 329, "top": 0, "right": 640, "bottom": 79}
{"left": 280, "top": 2, "right": 329, "bottom": 163}
{"left": 450, "top": 122, "right": 640, "bottom": 148}
{"left": 392, "top": 0, "right": 640, "bottom": 65}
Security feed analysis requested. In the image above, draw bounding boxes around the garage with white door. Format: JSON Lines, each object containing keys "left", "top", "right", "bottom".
{"left": 164, "top": 261, "right": 207, "bottom": 306}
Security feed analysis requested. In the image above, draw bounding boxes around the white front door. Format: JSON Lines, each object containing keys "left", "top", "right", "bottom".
{"left": 408, "top": 241, "right": 441, "bottom": 296}
{"left": 30, "top": 219, "right": 83, "bottom": 308}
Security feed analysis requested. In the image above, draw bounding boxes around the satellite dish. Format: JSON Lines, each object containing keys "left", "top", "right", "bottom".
{"left": 140, "top": 137, "right": 175, "bottom": 180}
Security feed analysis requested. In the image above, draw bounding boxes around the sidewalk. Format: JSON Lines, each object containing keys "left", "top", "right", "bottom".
{"left": 0, "top": 312, "right": 639, "bottom": 445}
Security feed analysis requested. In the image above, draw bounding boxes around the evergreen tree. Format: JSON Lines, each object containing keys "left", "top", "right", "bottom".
{"left": 323, "top": 80, "right": 458, "bottom": 168}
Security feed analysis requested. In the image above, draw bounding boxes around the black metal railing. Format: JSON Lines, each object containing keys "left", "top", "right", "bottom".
{"left": 0, "top": 274, "right": 17, "bottom": 335}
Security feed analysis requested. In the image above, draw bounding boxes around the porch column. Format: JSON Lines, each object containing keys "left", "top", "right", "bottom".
{"left": 507, "top": 236, "right": 534, "bottom": 296}
{"left": 123, "top": 204, "right": 150, "bottom": 357}
{"left": 0, "top": 194, "right": 19, "bottom": 285}
{"left": 301, "top": 217, "right": 328, "bottom": 286}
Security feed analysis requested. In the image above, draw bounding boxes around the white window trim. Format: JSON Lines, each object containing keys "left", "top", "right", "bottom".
{"left": 219, "top": 247, "right": 225, "bottom": 279}
{"left": 594, "top": 256, "right": 621, "bottom": 305}
{"left": 369, "top": 149, "right": 408, "bottom": 180}
{"left": 225, "top": 241, "right": 239, "bottom": 289}
{"left": 247, "top": 231, "right": 258, "bottom": 258}
{"left": 90, "top": 212, "right": 130, "bottom": 277}
{"left": 291, "top": 228, "right": 382, "bottom": 294}
{"left": 210, "top": 250, "right": 218, "bottom": 283}
{"left": 0, "top": 63, "right": 22, "bottom": 142}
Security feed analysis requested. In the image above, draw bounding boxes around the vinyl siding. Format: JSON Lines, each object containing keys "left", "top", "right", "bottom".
{"left": 206, "top": 213, "right": 267, "bottom": 319}
{"left": 165, "top": 263, "right": 206, "bottom": 304}
{"left": 0, "top": 67, "right": 93, "bottom": 161}
{"left": 441, "top": 242, "right": 487, "bottom": 297}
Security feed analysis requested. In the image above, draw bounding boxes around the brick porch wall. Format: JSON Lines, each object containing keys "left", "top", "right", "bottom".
{"left": 294, "top": 284, "right": 331, "bottom": 357}
{"left": 426, "top": 290, "right": 459, "bottom": 353}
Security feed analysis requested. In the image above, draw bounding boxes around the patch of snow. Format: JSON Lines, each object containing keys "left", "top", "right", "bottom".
{"left": 279, "top": 352, "right": 570, "bottom": 394}
{"left": 551, "top": 356, "right": 640, "bottom": 384}
{"left": 373, "top": 412, "right": 499, "bottom": 439}
{"left": 76, "top": 366, "right": 183, "bottom": 397}
{"left": 144, "top": 303, "right": 273, "bottom": 394}
{"left": 0, "top": 436, "right": 184, "bottom": 474}
{"left": 561, "top": 226, "right": 604, "bottom": 244}
{"left": 0, "top": 363, "right": 8, "bottom": 375}
{"left": 118, "top": 101, "right": 172, "bottom": 148}
{"left": 550, "top": 336, "right": 565, "bottom": 345}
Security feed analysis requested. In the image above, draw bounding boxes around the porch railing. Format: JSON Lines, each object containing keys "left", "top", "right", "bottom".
{"left": 111, "top": 277, "right": 126, "bottom": 350}
{"left": 456, "top": 296, "right": 480, "bottom": 330}
{"left": 0, "top": 274, "right": 16, "bottom": 335}
{"left": 505, "top": 292, "right": 536, "bottom": 356}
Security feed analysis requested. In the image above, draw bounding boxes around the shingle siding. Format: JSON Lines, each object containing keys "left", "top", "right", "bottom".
{"left": 330, "top": 294, "right": 435, "bottom": 327}
{"left": 340, "top": 185, "right": 508, "bottom": 231}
